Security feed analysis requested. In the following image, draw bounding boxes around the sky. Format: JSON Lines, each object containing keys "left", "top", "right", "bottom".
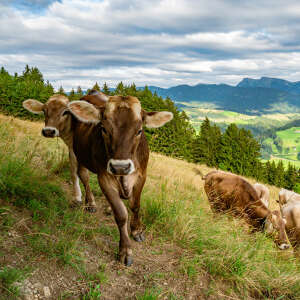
{"left": 1, "top": 0, "right": 300, "bottom": 90}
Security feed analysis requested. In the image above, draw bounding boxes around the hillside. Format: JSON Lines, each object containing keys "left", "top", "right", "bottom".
{"left": 237, "top": 77, "right": 300, "bottom": 95}
{"left": 147, "top": 77, "right": 300, "bottom": 114}
{"left": 1, "top": 114, "right": 300, "bottom": 300}
{"left": 179, "top": 101, "right": 300, "bottom": 134}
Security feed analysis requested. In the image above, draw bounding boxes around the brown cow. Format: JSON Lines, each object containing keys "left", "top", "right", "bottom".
{"left": 203, "top": 171, "right": 289, "bottom": 250}
{"left": 279, "top": 188, "right": 300, "bottom": 205}
{"left": 80, "top": 89, "right": 108, "bottom": 108}
{"left": 22, "top": 93, "right": 108, "bottom": 212}
{"left": 281, "top": 202, "right": 300, "bottom": 248}
{"left": 253, "top": 183, "right": 270, "bottom": 208}
{"left": 66, "top": 95, "right": 173, "bottom": 265}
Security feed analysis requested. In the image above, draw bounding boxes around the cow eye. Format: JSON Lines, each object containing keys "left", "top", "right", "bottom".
{"left": 136, "top": 129, "right": 143, "bottom": 136}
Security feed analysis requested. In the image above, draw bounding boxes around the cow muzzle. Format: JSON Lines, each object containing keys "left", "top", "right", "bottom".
{"left": 107, "top": 159, "right": 135, "bottom": 176}
{"left": 42, "top": 127, "right": 59, "bottom": 138}
{"left": 278, "top": 243, "right": 290, "bottom": 250}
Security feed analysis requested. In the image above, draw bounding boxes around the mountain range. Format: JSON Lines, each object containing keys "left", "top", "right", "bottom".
{"left": 145, "top": 77, "right": 300, "bottom": 115}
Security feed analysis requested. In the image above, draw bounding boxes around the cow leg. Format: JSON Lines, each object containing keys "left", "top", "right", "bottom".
{"left": 69, "top": 150, "right": 82, "bottom": 204}
{"left": 78, "top": 165, "right": 97, "bottom": 213}
{"left": 98, "top": 174, "right": 133, "bottom": 266}
{"left": 129, "top": 176, "right": 146, "bottom": 242}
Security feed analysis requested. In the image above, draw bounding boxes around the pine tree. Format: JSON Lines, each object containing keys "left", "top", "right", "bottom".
{"left": 76, "top": 86, "right": 83, "bottom": 98}
{"left": 102, "top": 82, "right": 110, "bottom": 95}
{"left": 58, "top": 86, "right": 66, "bottom": 95}
{"left": 92, "top": 82, "right": 101, "bottom": 92}
{"left": 192, "top": 117, "right": 221, "bottom": 167}
{"left": 69, "top": 88, "right": 76, "bottom": 100}
{"left": 115, "top": 82, "right": 125, "bottom": 95}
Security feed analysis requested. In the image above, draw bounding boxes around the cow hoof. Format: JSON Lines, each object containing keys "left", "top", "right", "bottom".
{"left": 133, "top": 232, "right": 145, "bottom": 242}
{"left": 85, "top": 206, "right": 97, "bottom": 213}
{"left": 125, "top": 256, "right": 133, "bottom": 266}
{"left": 119, "top": 254, "right": 133, "bottom": 266}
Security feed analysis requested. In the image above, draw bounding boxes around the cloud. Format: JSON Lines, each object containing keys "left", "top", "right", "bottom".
{"left": 1, "top": 0, "right": 300, "bottom": 90}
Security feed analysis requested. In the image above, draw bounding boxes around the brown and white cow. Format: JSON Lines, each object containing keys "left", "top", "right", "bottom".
{"left": 279, "top": 188, "right": 300, "bottom": 205}
{"left": 64, "top": 95, "right": 173, "bottom": 265}
{"left": 253, "top": 183, "right": 270, "bottom": 208}
{"left": 203, "top": 171, "right": 289, "bottom": 250}
{"left": 22, "top": 92, "right": 108, "bottom": 212}
{"left": 281, "top": 202, "right": 300, "bottom": 248}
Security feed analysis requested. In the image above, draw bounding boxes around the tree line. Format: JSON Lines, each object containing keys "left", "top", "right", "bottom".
{"left": 0, "top": 65, "right": 299, "bottom": 192}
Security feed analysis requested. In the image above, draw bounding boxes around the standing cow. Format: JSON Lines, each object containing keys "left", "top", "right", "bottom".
{"left": 23, "top": 91, "right": 108, "bottom": 212}
{"left": 65, "top": 95, "right": 173, "bottom": 265}
{"left": 203, "top": 171, "right": 289, "bottom": 250}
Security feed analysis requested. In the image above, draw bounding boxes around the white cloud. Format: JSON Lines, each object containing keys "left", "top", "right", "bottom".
{"left": 1, "top": 0, "right": 300, "bottom": 89}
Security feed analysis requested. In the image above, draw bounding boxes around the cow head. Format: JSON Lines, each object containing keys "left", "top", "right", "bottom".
{"left": 23, "top": 95, "right": 71, "bottom": 138}
{"left": 264, "top": 210, "right": 289, "bottom": 250}
{"left": 68, "top": 95, "right": 173, "bottom": 175}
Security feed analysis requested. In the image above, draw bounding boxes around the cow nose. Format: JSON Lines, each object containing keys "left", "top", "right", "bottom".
{"left": 42, "top": 127, "right": 58, "bottom": 137}
{"left": 108, "top": 159, "right": 134, "bottom": 175}
{"left": 278, "top": 243, "right": 290, "bottom": 250}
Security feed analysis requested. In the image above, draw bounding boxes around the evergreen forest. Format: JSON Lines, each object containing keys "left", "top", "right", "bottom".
{"left": 1, "top": 65, "right": 299, "bottom": 192}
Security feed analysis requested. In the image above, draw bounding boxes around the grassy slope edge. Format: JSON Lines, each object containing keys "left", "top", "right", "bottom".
{"left": 0, "top": 114, "right": 299, "bottom": 300}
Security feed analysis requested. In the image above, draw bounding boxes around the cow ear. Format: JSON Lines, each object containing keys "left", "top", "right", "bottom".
{"left": 142, "top": 110, "right": 173, "bottom": 128}
{"left": 23, "top": 99, "right": 44, "bottom": 114}
{"left": 68, "top": 101, "right": 100, "bottom": 124}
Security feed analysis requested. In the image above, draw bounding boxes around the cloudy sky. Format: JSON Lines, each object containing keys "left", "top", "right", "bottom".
{"left": 1, "top": 0, "right": 300, "bottom": 90}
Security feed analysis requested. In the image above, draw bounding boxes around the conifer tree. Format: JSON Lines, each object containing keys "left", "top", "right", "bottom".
{"left": 69, "top": 88, "right": 76, "bottom": 100}
{"left": 102, "top": 82, "right": 110, "bottom": 95}
{"left": 92, "top": 82, "right": 101, "bottom": 92}
{"left": 76, "top": 86, "right": 83, "bottom": 98}
{"left": 58, "top": 86, "right": 66, "bottom": 95}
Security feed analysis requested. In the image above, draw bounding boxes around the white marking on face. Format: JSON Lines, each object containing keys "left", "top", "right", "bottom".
{"left": 43, "top": 126, "right": 59, "bottom": 137}
{"left": 131, "top": 102, "right": 141, "bottom": 119}
{"left": 107, "top": 159, "right": 135, "bottom": 175}
{"left": 278, "top": 243, "right": 290, "bottom": 250}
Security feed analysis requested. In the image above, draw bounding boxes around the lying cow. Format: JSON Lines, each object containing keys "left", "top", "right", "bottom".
{"left": 23, "top": 91, "right": 108, "bottom": 212}
{"left": 64, "top": 95, "right": 172, "bottom": 265}
{"left": 253, "top": 183, "right": 270, "bottom": 208}
{"left": 281, "top": 202, "right": 300, "bottom": 248}
{"left": 279, "top": 188, "right": 300, "bottom": 205}
{"left": 203, "top": 171, "right": 289, "bottom": 250}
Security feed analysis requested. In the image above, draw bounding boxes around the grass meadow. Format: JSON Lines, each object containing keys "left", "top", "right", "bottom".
{"left": 0, "top": 114, "right": 300, "bottom": 299}
{"left": 179, "top": 102, "right": 299, "bottom": 133}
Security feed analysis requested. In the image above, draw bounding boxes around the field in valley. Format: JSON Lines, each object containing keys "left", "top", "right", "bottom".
{"left": 180, "top": 101, "right": 300, "bottom": 168}
{"left": 179, "top": 101, "right": 300, "bottom": 132}
{"left": 0, "top": 114, "right": 300, "bottom": 299}
{"left": 263, "top": 127, "right": 300, "bottom": 168}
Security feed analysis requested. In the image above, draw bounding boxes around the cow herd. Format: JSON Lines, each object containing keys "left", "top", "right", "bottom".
{"left": 22, "top": 91, "right": 300, "bottom": 266}
{"left": 201, "top": 170, "right": 300, "bottom": 251}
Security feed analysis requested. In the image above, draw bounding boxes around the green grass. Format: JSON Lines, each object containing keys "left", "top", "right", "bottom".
{"left": 179, "top": 102, "right": 300, "bottom": 133}
{"left": 1, "top": 116, "right": 300, "bottom": 299}
{"left": 0, "top": 267, "right": 28, "bottom": 299}
{"left": 263, "top": 127, "right": 300, "bottom": 168}
{"left": 141, "top": 176, "right": 300, "bottom": 299}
